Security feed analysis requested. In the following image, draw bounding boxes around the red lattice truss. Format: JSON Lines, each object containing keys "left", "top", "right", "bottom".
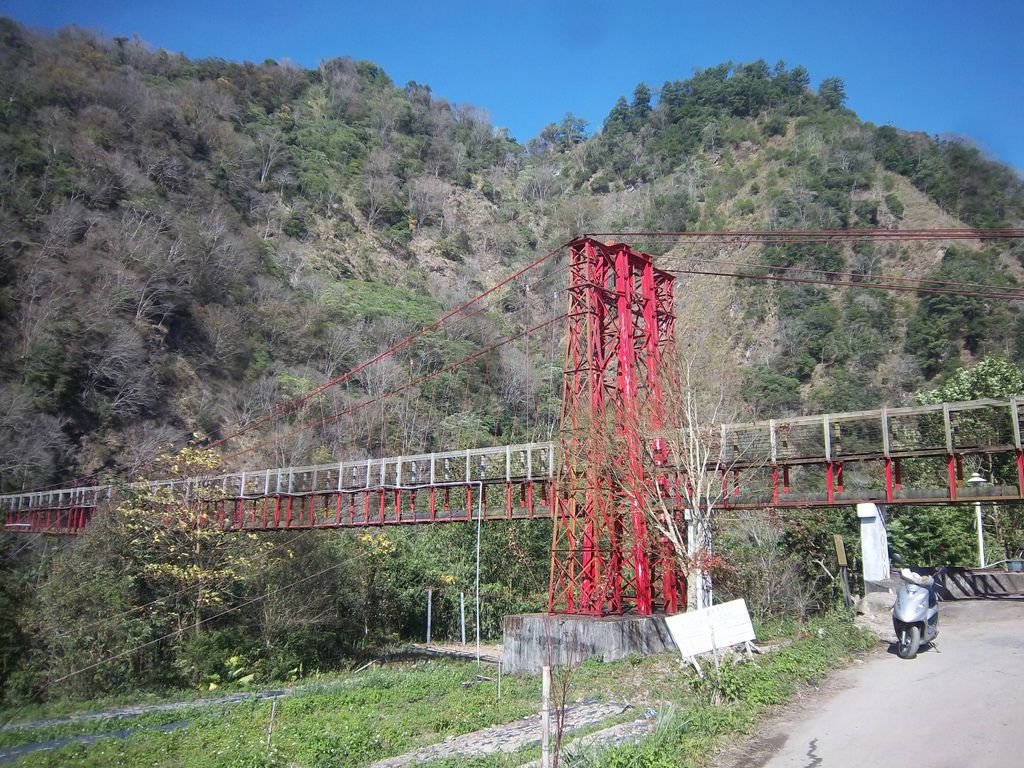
{"left": 549, "top": 238, "right": 685, "bottom": 616}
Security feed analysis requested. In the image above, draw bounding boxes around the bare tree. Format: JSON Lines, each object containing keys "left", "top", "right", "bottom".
{"left": 251, "top": 125, "right": 284, "bottom": 185}
{"left": 119, "top": 421, "right": 185, "bottom": 477}
{"left": 359, "top": 149, "right": 399, "bottom": 230}
{"left": 495, "top": 347, "right": 531, "bottom": 412}
{"left": 369, "top": 91, "right": 405, "bottom": 148}
{"left": 319, "top": 57, "right": 365, "bottom": 119}
{"left": 406, "top": 175, "right": 447, "bottom": 230}
{"left": 355, "top": 355, "right": 405, "bottom": 397}
{"left": 716, "top": 510, "right": 817, "bottom": 622}
{"left": 640, "top": 314, "right": 755, "bottom": 610}
{"left": 181, "top": 79, "right": 238, "bottom": 127}
{"left": 552, "top": 195, "right": 599, "bottom": 240}
{"left": 520, "top": 161, "right": 560, "bottom": 203}
{"left": 87, "top": 325, "right": 157, "bottom": 420}
{"left": 194, "top": 303, "right": 248, "bottom": 370}
{"left": 319, "top": 325, "right": 362, "bottom": 380}
{"left": 15, "top": 260, "right": 67, "bottom": 358}
{"left": 0, "top": 386, "right": 68, "bottom": 491}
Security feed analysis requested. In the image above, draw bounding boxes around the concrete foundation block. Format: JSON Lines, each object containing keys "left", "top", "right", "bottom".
{"left": 501, "top": 613, "right": 677, "bottom": 675}
{"left": 935, "top": 568, "right": 1024, "bottom": 599}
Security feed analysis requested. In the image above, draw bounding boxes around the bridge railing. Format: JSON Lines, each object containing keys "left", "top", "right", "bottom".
{"left": 5, "top": 397, "right": 1024, "bottom": 528}
{"left": 719, "top": 397, "right": 1024, "bottom": 465}
{"left": 2, "top": 485, "right": 112, "bottom": 515}
{"left": 1, "top": 442, "right": 556, "bottom": 518}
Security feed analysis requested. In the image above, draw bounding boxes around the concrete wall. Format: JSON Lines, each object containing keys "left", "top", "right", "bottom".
{"left": 857, "top": 503, "right": 891, "bottom": 582}
{"left": 502, "top": 613, "right": 677, "bottom": 675}
{"left": 935, "top": 568, "right": 1024, "bottom": 600}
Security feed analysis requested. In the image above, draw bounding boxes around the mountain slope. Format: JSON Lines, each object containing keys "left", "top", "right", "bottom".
{"left": 1, "top": 19, "right": 1023, "bottom": 493}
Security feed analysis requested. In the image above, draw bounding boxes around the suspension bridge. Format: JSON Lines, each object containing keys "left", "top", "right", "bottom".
{"left": 5, "top": 396, "right": 1024, "bottom": 534}
{"left": 5, "top": 232, "right": 1024, "bottom": 618}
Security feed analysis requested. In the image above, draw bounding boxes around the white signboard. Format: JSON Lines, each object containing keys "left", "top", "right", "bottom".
{"left": 664, "top": 598, "right": 756, "bottom": 658}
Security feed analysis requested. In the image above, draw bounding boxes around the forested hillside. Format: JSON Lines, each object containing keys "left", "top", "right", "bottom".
{"left": 2, "top": 19, "right": 1024, "bottom": 702}
{"left": 2, "top": 21, "right": 1023, "bottom": 491}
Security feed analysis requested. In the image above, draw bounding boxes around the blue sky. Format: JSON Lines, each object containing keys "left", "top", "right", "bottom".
{"left": 3, "top": 0, "right": 1022, "bottom": 171}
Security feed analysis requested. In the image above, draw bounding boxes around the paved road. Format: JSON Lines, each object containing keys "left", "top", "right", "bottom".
{"left": 718, "top": 599, "right": 1024, "bottom": 768}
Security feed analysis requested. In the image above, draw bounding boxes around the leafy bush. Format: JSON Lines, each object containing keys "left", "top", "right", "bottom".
{"left": 761, "top": 114, "right": 788, "bottom": 138}
{"left": 319, "top": 279, "right": 442, "bottom": 325}
{"left": 734, "top": 197, "right": 755, "bottom": 215}
{"left": 437, "top": 230, "right": 472, "bottom": 262}
{"left": 853, "top": 200, "right": 878, "bottom": 226}
{"left": 741, "top": 366, "right": 801, "bottom": 416}
{"left": 283, "top": 211, "right": 307, "bottom": 238}
{"left": 884, "top": 192, "right": 905, "bottom": 218}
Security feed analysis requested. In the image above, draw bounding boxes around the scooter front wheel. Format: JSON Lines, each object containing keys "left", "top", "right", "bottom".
{"left": 896, "top": 625, "right": 921, "bottom": 659}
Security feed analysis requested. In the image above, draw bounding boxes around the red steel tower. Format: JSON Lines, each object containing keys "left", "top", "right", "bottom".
{"left": 549, "top": 237, "right": 685, "bottom": 616}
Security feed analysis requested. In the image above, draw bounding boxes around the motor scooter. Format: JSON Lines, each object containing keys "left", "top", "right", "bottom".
{"left": 892, "top": 566, "right": 939, "bottom": 659}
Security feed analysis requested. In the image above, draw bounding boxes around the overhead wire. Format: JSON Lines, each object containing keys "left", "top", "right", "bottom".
{"left": 586, "top": 227, "right": 1024, "bottom": 243}
{"left": 221, "top": 262, "right": 571, "bottom": 464}
{"left": 580, "top": 229, "right": 1024, "bottom": 300}
{"left": 213, "top": 260, "right": 569, "bottom": 467}
{"left": 206, "top": 241, "right": 573, "bottom": 452}
{"left": 6, "top": 227, "right": 1024, "bottom": 498}
{"left": 217, "top": 252, "right": 571, "bottom": 463}
{"left": 657, "top": 254, "right": 1024, "bottom": 299}
{"left": 224, "top": 313, "right": 568, "bottom": 463}
{"left": 660, "top": 262, "right": 1024, "bottom": 301}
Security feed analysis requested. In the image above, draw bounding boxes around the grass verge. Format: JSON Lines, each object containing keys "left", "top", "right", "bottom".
{"left": 562, "top": 611, "right": 878, "bottom": 768}
{"left": 3, "top": 612, "right": 876, "bottom": 767}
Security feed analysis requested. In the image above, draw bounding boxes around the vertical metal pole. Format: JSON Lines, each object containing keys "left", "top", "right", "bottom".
{"left": 541, "top": 665, "right": 551, "bottom": 768}
{"left": 976, "top": 500, "right": 986, "bottom": 567}
{"left": 460, "top": 592, "right": 466, "bottom": 646}
{"left": 426, "top": 588, "right": 433, "bottom": 645}
{"left": 475, "top": 481, "right": 483, "bottom": 664}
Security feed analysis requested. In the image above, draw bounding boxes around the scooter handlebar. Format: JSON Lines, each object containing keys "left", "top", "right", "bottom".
{"left": 899, "top": 568, "right": 935, "bottom": 587}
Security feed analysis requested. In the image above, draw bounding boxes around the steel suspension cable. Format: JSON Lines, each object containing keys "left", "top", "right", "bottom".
{"left": 662, "top": 265, "right": 1024, "bottom": 300}
{"left": 224, "top": 313, "right": 568, "bottom": 463}
{"left": 207, "top": 241, "right": 572, "bottom": 451}
{"left": 587, "top": 228, "right": 1024, "bottom": 243}
{"left": 657, "top": 255, "right": 1024, "bottom": 299}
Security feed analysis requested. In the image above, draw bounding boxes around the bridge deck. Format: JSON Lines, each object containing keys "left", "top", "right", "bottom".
{"left": 5, "top": 398, "right": 1024, "bottom": 534}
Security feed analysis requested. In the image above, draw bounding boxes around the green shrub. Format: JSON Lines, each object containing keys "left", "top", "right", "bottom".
{"left": 885, "top": 192, "right": 905, "bottom": 218}
{"left": 761, "top": 115, "right": 787, "bottom": 138}
{"left": 283, "top": 211, "right": 308, "bottom": 238}
{"left": 734, "top": 198, "right": 755, "bottom": 216}
{"left": 854, "top": 200, "right": 878, "bottom": 226}
{"left": 438, "top": 230, "right": 472, "bottom": 262}
{"left": 590, "top": 172, "right": 613, "bottom": 194}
